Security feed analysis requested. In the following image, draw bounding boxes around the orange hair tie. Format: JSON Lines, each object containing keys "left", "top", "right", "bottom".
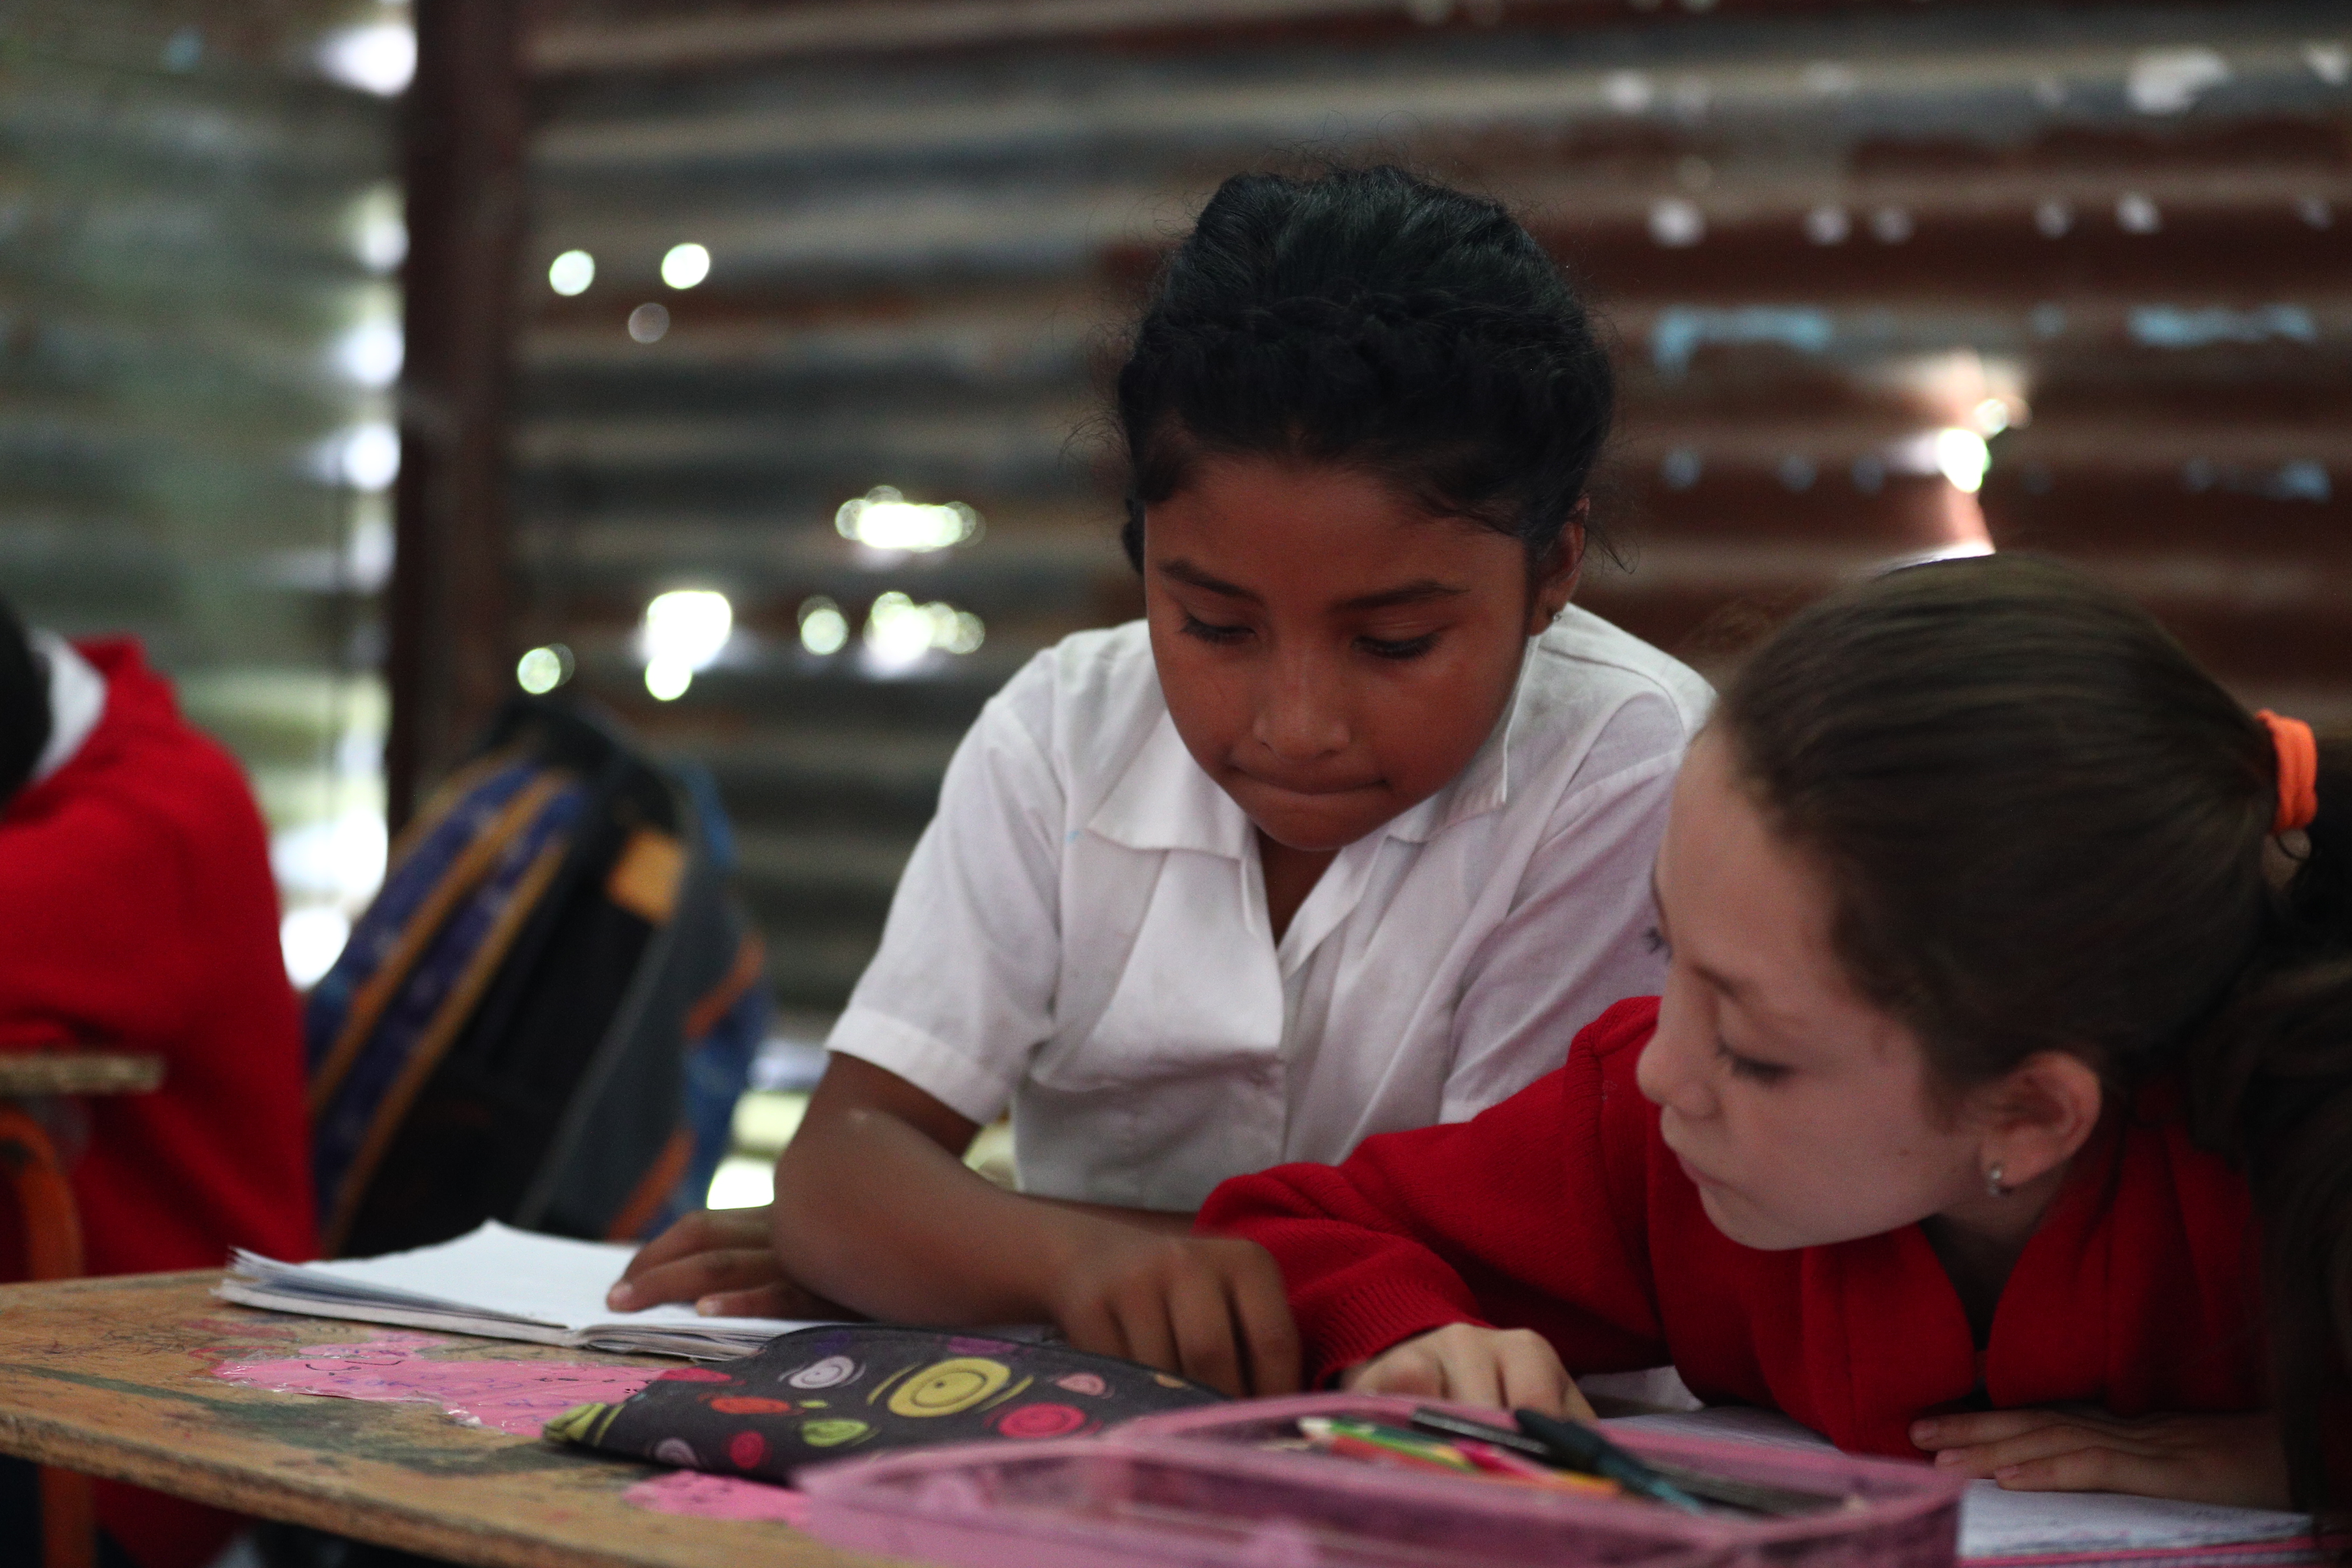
{"left": 2257, "top": 710, "right": 2319, "bottom": 834}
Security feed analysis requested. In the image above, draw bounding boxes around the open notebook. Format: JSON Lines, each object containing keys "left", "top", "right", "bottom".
{"left": 1606, "top": 1406, "right": 2321, "bottom": 1566}
{"left": 218, "top": 1220, "right": 836, "bottom": 1357}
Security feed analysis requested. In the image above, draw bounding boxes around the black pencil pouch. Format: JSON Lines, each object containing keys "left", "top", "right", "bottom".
{"left": 544, "top": 1322, "right": 1226, "bottom": 1483}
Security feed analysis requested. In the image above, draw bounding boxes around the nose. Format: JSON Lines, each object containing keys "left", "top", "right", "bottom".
{"left": 1635, "top": 988, "right": 1718, "bottom": 1121}
{"left": 1251, "top": 645, "right": 1350, "bottom": 763}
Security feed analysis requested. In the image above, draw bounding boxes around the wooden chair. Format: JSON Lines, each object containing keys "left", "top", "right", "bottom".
{"left": 0, "top": 1053, "right": 164, "bottom": 1568}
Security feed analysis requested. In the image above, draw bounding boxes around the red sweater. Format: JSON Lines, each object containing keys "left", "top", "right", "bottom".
{"left": 1199, "top": 997, "right": 2266, "bottom": 1458}
{"left": 0, "top": 639, "right": 318, "bottom": 1568}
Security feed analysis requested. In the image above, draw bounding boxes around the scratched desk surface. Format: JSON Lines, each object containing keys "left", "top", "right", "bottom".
{"left": 0, "top": 1271, "right": 897, "bottom": 1568}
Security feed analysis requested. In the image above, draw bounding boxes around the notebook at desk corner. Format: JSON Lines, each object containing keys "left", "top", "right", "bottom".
{"left": 1606, "top": 1406, "right": 2328, "bottom": 1567}
{"left": 216, "top": 1218, "right": 831, "bottom": 1356}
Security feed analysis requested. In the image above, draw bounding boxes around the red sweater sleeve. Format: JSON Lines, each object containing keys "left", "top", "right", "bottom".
{"left": 1200, "top": 997, "right": 1669, "bottom": 1385}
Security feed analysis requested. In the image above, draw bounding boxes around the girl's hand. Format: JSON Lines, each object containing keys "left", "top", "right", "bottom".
{"left": 1910, "top": 1409, "right": 2288, "bottom": 1508}
{"left": 607, "top": 1205, "right": 845, "bottom": 1319}
{"left": 1043, "top": 1226, "right": 1300, "bottom": 1399}
{"left": 1341, "top": 1323, "right": 1595, "bottom": 1419}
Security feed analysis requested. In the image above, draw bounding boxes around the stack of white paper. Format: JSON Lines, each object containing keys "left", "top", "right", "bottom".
{"left": 1607, "top": 1408, "right": 2314, "bottom": 1564}
{"left": 217, "top": 1219, "right": 834, "bottom": 1358}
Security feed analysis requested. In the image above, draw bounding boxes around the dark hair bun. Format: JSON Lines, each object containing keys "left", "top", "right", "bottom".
{"left": 0, "top": 596, "right": 52, "bottom": 807}
{"left": 1115, "top": 166, "right": 1611, "bottom": 571}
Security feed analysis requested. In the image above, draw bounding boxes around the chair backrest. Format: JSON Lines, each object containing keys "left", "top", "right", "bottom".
{"left": 305, "top": 695, "right": 758, "bottom": 1257}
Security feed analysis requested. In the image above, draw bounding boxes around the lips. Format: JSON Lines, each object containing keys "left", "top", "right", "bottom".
{"left": 1657, "top": 1120, "right": 1723, "bottom": 1189}
{"left": 1673, "top": 1151, "right": 1721, "bottom": 1189}
{"left": 1236, "top": 769, "right": 1381, "bottom": 798}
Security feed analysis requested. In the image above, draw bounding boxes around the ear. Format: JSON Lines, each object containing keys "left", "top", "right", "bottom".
{"left": 1971, "top": 1051, "right": 2105, "bottom": 1191}
{"left": 1523, "top": 503, "right": 1588, "bottom": 636}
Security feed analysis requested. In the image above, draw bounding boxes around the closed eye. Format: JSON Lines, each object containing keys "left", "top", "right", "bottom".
{"left": 1180, "top": 613, "right": 1251, "bottom": 646}
{"left": 1358, "top": 632, "right": 1438, "bottom": 661}
{"left": 1717, "top": 1039, "right": 1791, "bottom": 1085}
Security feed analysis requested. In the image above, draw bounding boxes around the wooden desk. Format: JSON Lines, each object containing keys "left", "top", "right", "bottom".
{"left": 0, "top": 1271, "right": 892, "bottom": 1568}
{"left": 0, "top": 1053, "right": 164, "bottom": 1097}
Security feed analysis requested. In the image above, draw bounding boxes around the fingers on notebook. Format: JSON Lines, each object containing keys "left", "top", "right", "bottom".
{"left": 692, "top": 1279, "right": 844, "bottom": 1319}
{"left": 608, "top": 1244, "right": 787, "bottom": 1312}
{"left": 1052, "top": 1234, "right": 1300, "bottom": 1401}
{"left": 1912, "top": 1409, "right": 2289, "bottom": 1509}
{"left": 636, "top": 1205, "right": 777, "bottom": 1268}
{"left": 1344, "top": 1325, "right": 1586, "bottom": 1418}
{"left": 611, "top": 1205, "right": 779, "bottom": 1307}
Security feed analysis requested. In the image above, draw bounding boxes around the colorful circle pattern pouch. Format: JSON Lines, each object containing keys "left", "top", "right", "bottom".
{"left": 544, "top": 1324, "right": 1225, "bottom": 1484}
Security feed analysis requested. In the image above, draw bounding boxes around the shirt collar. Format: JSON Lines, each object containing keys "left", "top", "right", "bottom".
{"left": 30, "top": 633, "right": 106, "bottom": 787}
{"left": 1086, "top": 710, "right": 1255, "bottom": 858}
{"left": 1086, "top": 636, "right": 1532, "bottom": 857}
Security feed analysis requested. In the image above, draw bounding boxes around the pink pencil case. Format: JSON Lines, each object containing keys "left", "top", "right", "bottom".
{"left": 798, "top": 1392, "right": 1964, "bottom": 1568}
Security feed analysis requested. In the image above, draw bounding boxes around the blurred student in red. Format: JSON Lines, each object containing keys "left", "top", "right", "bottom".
{"left": 0, "top": 598, "right": 317, "bottom": 1568}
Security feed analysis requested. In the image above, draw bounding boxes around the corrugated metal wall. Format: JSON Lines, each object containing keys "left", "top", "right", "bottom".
{"left": 1, "top": 2, "right": 402, "bottom": 978}
{"left": 516, "top": 0, "right": 2350, "bottom": 1015}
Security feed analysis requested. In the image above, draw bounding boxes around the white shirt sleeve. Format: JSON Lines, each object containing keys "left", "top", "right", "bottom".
{"left": 825, "top": 661, "right": 1066, "bottom": 1126}
{"left": 29, "top": 633, "right": 107, "bottom": 787}
{"left": 1437, "top": 697, "right": 1683, "bottom": 1121}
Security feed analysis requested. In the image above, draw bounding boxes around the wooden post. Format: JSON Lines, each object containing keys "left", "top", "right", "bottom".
{"left": 386, "top": 0, "right": 527, "bottom": 832}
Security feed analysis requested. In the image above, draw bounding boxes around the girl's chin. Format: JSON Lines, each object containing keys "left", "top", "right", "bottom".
{"left": 1691, "top": 1184, "right": 1810, "bottom": 1253}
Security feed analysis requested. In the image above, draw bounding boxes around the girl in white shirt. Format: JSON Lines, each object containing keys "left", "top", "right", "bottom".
{"left": 613, "top": 166, "right": 1711, "bottom": 1393}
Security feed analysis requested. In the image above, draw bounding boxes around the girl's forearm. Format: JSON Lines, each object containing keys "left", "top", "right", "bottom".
{"left": 1035, "top": 1194, "right": 1196, "bottom": 1234}
{"left": 769, "top": 1103, "right": 1189, "bottom": 1324}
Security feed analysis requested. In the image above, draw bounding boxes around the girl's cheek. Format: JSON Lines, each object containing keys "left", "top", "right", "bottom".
{"left": 1703, "top": 1114, "right": 1823, "bottom": 1249}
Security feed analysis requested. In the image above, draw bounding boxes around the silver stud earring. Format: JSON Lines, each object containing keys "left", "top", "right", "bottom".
{"left": 1984, "top": 1163, "right": 2008, "bottom": 1198}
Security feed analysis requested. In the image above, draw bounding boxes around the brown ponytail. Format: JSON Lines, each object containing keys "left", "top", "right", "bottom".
{"left": 2183, "top": 726, "right": 2352, "bottom": 1506}
{"left": 1716, "top": 554, "right": 2352, "bottom": 1506}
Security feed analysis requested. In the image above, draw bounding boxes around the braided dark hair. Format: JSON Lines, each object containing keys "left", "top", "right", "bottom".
{"left": 1115, "top": 166, "right": 1613, "bottom": 575}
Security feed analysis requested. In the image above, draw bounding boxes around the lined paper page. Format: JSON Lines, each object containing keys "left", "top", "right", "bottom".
{"left": 1606, "top": 1406, "right": 2309, "bottom": 1560}
{"left": 275, "top": 1220, "right": 804, "bottom": 1335}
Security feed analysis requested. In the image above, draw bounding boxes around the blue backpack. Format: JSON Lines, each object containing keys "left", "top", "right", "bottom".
{"left": 304, "top": 696, "right": 766, "bottom": 1256}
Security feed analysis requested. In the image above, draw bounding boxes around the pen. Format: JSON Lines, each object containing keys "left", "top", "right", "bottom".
{"left": 1410, "top": 1408, "right": 1559, "bottom": 1461}
{"left": 1413, "top": 1407, "right": 1846, "bottom": 1517}
{"left": 1514, "top": 1408, "right": 1711, "bottom": 1515}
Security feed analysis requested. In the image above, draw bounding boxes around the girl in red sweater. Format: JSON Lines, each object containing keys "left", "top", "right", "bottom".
{"left": 1198, "top": 554, "right": 2349, "bottom": 1511}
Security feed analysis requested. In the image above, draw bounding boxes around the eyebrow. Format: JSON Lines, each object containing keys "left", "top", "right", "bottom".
{"left": 1156, "top": 559, "right": 1468, "bottom": 614}
{"left": 1157, "top": 559, "right": 1258, "bottom": 603}
{"left": 1336, "top": 579, "right": 1468, "bottom": 613}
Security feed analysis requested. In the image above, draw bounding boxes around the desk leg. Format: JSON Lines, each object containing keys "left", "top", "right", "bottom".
{"left": 0, "top": 1107, "right": 93, "bottom": 1568}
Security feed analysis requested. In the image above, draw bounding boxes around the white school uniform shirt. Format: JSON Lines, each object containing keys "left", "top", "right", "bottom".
{"left": 827, "top": 607, "right": 1712, "bottom": 1213}
{"left": 29, "top": 632, "right": 106, "bottom": 786}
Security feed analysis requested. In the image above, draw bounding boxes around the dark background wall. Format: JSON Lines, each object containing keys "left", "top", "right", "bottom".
{"left": 5, "top": 1, "right": 2346, "bottom": 1016}
{"left": 1, "top": 1, "right": 402, "bottom": 981}
{"left": 509, "top": 0, "right": 2350, "bottom": 1018}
